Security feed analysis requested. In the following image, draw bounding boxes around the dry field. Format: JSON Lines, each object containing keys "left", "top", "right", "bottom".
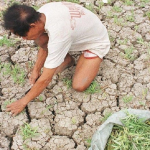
{"left": 0, "top": 0, "right": 150, "bottom": 149}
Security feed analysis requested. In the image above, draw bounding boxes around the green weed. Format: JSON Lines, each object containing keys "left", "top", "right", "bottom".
{"left": 3, "top": 63, "right": 12, "bottom": 76}
{"left": 122, "top": 95, "right": 133, "bottom": 103}
{"left": 0, "top": 36, "right": 15, "bottom": 47}
{"left": 140, "top": 0, "right": 150, "bottom": 7}
{"left": 63, "top": 78, "right": 72, "bottom": 89}
{"left": 121, "top": 0, "right": 134, "bottom": 5}
{"left": 145, "top": 11, "right": 150, "bottom": 20}
{"left": 137, "top": 38, "right": 145, "bottom": 45}
{"left": 147, "top": 49, "right": 150, "bottom": 58}
{"left": 85, "top": 138, "right": 92, "bottom": 148}
{"left": 21, "top": 123, "right": 39, "bottom": 140}
{"left": 113, "top": 16, "right": 124, "bottom": 26}
{"left": 142, "top": 88, "right": 148, "bottom": 99}
{"left": 107, "top": 11, "right": 114, "bottom": 18}
{"left": 102, "top": 112, "right": 112, "bottom": 122}
{"left": 65, "top": 0, "right": 79, "bottom": 3}
{"left": 71, "top": 117, "right": 77, "bottom": 124}
{"left": 112, "top": 6, "right": 122, "bottom": 12}
{"left": 126, "top": 12, "right": 135, "bottom": 22}
{"left": 98, "top": 1, "right": 104, "bottom": 9}
{"left": 139, "top": 101, "right": 145, "bottom": 106}
{"left": 2, "top": 99, "right": 15, "bottom": 110}
{"left": 2, "top": 63, "right": 26, "bottom": 85}
{"left": 106, "top": 113, "right": 150, "bottom": 150}
{"left": 32, "top": 5, "right": 40, "bottom": 10}
{"left": 85, "top": 80, "right": 100, "bottom": 94}
{"left": 124, "top": 46, "right": 135, "bottom": 60}
{"left": 118, "top": 38, "right": 128, "bottom": 45}
{"left": 85, "top": 3, "right": 95, "bottom": 13}
{"left": 134, "top": 25, "right": 139, "bottom": 32}
{"left": 38, "top": 95, "right": 44, "bottom": 101}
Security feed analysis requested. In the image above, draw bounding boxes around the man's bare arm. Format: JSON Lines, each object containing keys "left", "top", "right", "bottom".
{"left": 33, "top": 47, "right": 48, "bottom": 72}
{"left": 29, "top": 47, "right": 48, "bottom": 84}
{"left": 6, "top": 67, "right": 57, "bottom": 116}
{"left": 30, "top": 33, "right": 49, "bottom": 84}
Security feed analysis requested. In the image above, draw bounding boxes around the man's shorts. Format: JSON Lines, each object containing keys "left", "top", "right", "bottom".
{"left": 83, "top": 34, "right": 110, "bottom": 59}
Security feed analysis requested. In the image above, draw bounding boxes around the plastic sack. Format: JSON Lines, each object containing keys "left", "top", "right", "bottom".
{"left": 88, "top": 109, "right": 150, "bottom": 150}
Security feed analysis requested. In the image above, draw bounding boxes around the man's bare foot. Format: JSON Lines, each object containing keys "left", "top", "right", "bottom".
{"left": 54, "top": 54, "right": 75, "bottom": 74}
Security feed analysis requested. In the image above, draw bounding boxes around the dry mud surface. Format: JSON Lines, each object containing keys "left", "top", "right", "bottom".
{"left": 0, "top": 0, "right": 150, "bottom": 150}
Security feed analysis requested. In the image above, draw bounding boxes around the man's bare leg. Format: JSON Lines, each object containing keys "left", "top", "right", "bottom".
{"left": 54, "top": 53, "right": 75, "bottom": 74}
{"left": 72, "top": 53, "right": 102, "bottom": 92}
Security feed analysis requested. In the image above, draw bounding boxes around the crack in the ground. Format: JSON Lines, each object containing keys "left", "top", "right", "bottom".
{"left": 0, "top": 105, "right": 2, "bottom": 112}
{"left": 7, "top": 136, "right": 13, "bottom": 150}
{"left": 0, "top": 88, "right": 2, "bottom": 96}
{"left": 116, "top": 96, "right": 119, "bottom": 107}
{"left": 51, "top": 110, "right": 56, "bottom": 133}
{"left": 71, "top": 137, "right": 78, "bottom": 149}
{"left": 25, "top": 106, "right": 31, "bottom": 123}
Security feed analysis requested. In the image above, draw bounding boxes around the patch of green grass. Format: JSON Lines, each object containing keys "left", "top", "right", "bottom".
{"left": 65, "top": 0, "right": 79, "bottom": 3}
{"left": 124, "top": 46, "right": 135, "bottom": 60}
{"left": 102, "top": 112, "right": 112, "bottom": 122}
{"left": 134, "top": 25, "right": 139, "bottom": 32}
{"left": 107, "top": 11, "right": 114, "bottom": 18}
{"left": 118, "top": 38, "right": 128, "bottom": 45}
{"left": 0, "top": 11, "right": 3, "bottom": 18}
{"left": 98, "top": 1, "right": 104, "bottom": 9}
{"left": 71, "top": 117, "right": 77, "bottom": 124}
{"left": 85, "top": 3, "right": 95, "bottom": 13}
{"left": 113, "top": 16, "right": 124, "bottom": 26}
{"left": 142, "top": 88, "right": 148, "bottom": 99}
{"left": 126, "top": 12, "right": 135, "bottom": 22}
{"left": 145, "top": 11, "right": 150, "bottom": 20}
{"left": 140, "top": 0, "right": 150, "bottom": 7}
{"left": 32, "top": 5, "right": 40, "bottom": 10}
{"left": 2, "top": 63, "right": 26, "bottom": 85}
{"left": 0, "top": 36, "right": 16, "bottom": 47}
{"left": 121, "top": 0, "right": 134, "bottom": 5}
{"left": 147, "top": 49, "right": 150, "bottom": 58}
{"left": 84, "top": 81, "right": 100, "bottom": 94}
{"left": 2, "top": 99, "right": 15, "bottom": 110}
{"left": 21, "top": 123, "right": 39, "bottom": 140}
{"left": 139, "top": 101, "right": 145, "bottom": 106}
{"left": 137, "top": 38, "right": 145, "bottom": 45}
{"left": 63, "top": 78, "right": 72, "bottom": 89}
{"left": 106, "top": 113, "right": 150, "bottom": 150}
{"left": 11, "top": 65, "right": 26, "bottom": 85}
{"left": 63, "top": 78, "right": 100, "bottom": 94}
{"left": 3, "top": 63, "right": 12, "bottom": 76}
{"left": 38, "top": 95, "right": 44, "bottom": 101}
{"left": 53, "top": 0, "right": 79, "bottom": 3}
{"left": 122, "top": 95, "right": 133, "bottom": 103}
{"left": 85, "top": 138, "right": 92, "bottom": 148}
{"left": 112, "top": 6, "right": 122, "bottom": 12}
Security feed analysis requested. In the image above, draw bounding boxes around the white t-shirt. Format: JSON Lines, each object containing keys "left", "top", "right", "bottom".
{"left": 38, "top": 2, "right": 110, "bottom": 68}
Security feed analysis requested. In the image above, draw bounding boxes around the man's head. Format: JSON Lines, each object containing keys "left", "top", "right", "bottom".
{"left": 3, "top": 3, "right": 44, "bottom": 40}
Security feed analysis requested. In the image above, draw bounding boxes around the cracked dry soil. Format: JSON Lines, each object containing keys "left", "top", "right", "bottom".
{"left": 0, "top": 0, "right": 150, "bottom": 150}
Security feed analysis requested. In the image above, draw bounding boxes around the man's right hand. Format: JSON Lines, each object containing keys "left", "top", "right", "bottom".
{"left": 29, "top": 69, "right": 41, "bottom": 85}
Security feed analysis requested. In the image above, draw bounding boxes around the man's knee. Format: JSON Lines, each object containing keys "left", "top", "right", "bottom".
{"left": 72, "top": 83, "right": 86, "bottom": 92}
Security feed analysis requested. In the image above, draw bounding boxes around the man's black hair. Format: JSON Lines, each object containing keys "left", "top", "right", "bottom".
{"left": 2, "top": 3, "right": 41, "bottom": 36}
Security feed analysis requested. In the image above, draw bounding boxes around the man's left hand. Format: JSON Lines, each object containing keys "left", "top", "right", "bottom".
{"left": 6, "top": 99, "right": 27, "bottom": 116}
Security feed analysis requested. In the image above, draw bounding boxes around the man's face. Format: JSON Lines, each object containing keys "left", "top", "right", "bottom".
{"left": 22, "top": 23, "right": 42, "bottom": 40}
{"left": 12, "top": 22, "right": 44, "bottom": 40}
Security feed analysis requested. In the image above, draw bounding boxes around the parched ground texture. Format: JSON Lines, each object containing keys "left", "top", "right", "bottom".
{"left": 0, "top": 0, "right": 150, "bottom": 150}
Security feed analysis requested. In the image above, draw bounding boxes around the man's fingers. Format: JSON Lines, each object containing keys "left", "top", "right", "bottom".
{"left": 6, "top": 104, "right": 11, "bottom": 108}
{"left": 13, "top": 112, "right": 18, "bottom": 117}
{"left": 6, "top": 107, "right": 11, "bottom": 112}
